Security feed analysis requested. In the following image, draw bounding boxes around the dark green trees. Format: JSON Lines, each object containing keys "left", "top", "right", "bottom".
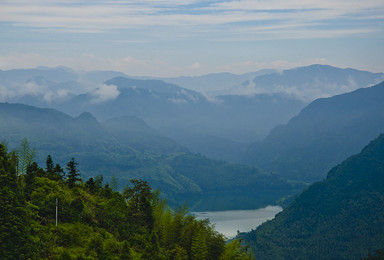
{"left": 123, "top": 179, "right": 154, "bottom": 233}
{"left": 0, "top": 144, "right": 35, "bottom": 259}
{"left": 66, "top": 157, "right": 81, "bottom": 188}
{"left": 0, "top": 143, "right": 251, "bottom": 259}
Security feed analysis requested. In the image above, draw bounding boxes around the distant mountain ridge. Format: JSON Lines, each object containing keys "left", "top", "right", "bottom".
{"left": 245, "top": 80, "right": 384, "bottom": 181}
{"left": 159, "top": 70, "right": 276, "bottom": 94}
{"left": 239, "top": 64, "right": 384, "bottom": 101}
{"left": 241, "top": 132, "right": 384, "bottom": 259}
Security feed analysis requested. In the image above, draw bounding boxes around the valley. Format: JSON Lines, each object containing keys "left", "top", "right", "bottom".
{"left": 1, "top": 64, "right": 384, "bottom": 259}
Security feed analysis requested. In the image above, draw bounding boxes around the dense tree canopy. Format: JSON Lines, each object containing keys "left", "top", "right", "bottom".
{"left": 0, "top": 143, "right": 254, "bottom": 259}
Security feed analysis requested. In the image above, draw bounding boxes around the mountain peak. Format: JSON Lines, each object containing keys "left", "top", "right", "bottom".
{"left": 75, "top": 112, "right": 98, "bottom": 124}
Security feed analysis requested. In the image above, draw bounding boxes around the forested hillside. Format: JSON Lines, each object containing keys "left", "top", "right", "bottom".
{"left": 0, "top": 103, "right": 304, "bottom": 210}
{"left": 0, "top": 144, "right": 254, "bottom": 259}
{"left": 240, "top": 133, "right": 384, "bottom": 259}
{"left": 245, "top": 81, "right": 384, "bottom": 182}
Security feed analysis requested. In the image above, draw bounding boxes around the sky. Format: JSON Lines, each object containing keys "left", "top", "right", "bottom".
{"left": 0, "top": 0, "right": 383, "bottom": 77}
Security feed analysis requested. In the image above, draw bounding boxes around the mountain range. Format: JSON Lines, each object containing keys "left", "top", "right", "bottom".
{"left": 1, "top": 65, "right": 382, "bottom": 162}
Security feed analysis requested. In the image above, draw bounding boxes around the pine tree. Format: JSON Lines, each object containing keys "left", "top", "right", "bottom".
{"left": 191, "top": 230, "right": 208, "bottom": 260}
{"left": 66, "top": 157, "right": 81, "bottom": 188}
{"left": 46, "top": 155, "right": 54, "bottom": 174}
{"left": 0, "top": 144, "right": 35, "bottom": 258}
{"left": 16, "top": 138, "right": 36, "bottom": 175}
{"left": 110, "top": 175, "right": 119, "bottom": 192}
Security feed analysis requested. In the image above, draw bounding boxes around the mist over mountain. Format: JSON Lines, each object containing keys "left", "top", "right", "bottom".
{"left": 0, "top": 66, "right": 128, "bottom": 106}
{"left": 159, "top": 70, "right": 276, "bottom": 95}
{"left": 245, "top": 81, "right": 384, "bottom": 182}
{"left": 237, "top": 64, "right": 384, "bottom": 101}
{"left": 1, "top": 65, "right": 382, "bottom": 162}
{"left": 52, "top": 76, "right": 305, "bottom": 163}
{"left": 241, "top": 132, "right": 384, "bottom": 259}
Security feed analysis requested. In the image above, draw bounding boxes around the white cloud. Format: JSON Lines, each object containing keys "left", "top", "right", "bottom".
{"left": 200, "top": 91, "right": 223, "bottom": 104}
{"left": 0, "top": 0, "right": 382, "bottom": 36}
{"left": 189, "top": 62, "right": 201, "bottom": 70}
{"left": 90, "top": 84, "right": 120, "bottom": 103}
{"left": 43, "top": 89, "right": 70, "bottom": 103}
{"left": 0, "top": 84, "right": 15, "bottom": 101}
{"left": 168, "top": 98, "right": 188, "bottom": 104}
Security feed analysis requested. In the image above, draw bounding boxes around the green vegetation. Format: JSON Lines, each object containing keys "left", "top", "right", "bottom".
{"left": 0, "top": 143, "right": 254, "bottom": 259}
{"left": 240, "top": 133, "right": 384, "bottom": 259}
{"left": 0, "top": 103, "right": 305, "bottom": 211}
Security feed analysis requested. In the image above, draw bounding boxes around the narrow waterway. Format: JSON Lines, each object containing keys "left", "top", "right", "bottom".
{"left": 193, "top": 206, "right": 282, "bottom": 239}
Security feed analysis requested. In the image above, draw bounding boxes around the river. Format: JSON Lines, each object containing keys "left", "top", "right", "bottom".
{"left": 192, "top": 206, "right": 282, "bottom": 239}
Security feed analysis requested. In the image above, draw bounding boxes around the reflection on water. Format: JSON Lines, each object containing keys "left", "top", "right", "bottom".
{"left": 192, "top": 206, "right": 282, "bottom": 239}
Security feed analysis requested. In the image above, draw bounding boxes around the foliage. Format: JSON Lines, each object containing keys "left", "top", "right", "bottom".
{"left": 0, "top": 144, "right": 36, "bottom": 259}
{"left": 0, "top": 144, "right": 251, "bottom": 259}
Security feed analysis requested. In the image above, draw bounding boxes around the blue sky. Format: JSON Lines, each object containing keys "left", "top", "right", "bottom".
{"left": 0, "top": 0, "right": 383, "bottom": 77}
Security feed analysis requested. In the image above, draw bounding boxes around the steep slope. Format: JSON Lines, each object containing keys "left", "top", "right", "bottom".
{"left": 241, "top": 133, "right": 384, "bottom": 260}
{"left": 245, "top": 81, "right": 384, "bottom": 181}
{"left": 0, "top": 102, "right": 304, "bottom": 210}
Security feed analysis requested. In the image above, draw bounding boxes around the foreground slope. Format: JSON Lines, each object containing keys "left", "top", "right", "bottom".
{"left": 241, "top": 133, "right": 384, "bottom": 260}
{"left": 0, "top": 145, "right": 255, "bottom": 259}
{"left": 246, "top": 81, "right": 384, "bottom": 181}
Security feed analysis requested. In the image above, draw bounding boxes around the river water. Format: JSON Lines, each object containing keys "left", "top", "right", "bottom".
{"left": 192, "top": 206, "right": 282, "bottom": 239}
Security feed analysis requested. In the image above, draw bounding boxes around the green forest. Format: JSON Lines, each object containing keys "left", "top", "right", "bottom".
{"left": 0, "top": 142, "right": 254, "bottom": 259}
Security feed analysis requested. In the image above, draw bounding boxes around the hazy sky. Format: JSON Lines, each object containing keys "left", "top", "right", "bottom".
{"left": 1, "top": 0, "right": 383, "bottom": 77}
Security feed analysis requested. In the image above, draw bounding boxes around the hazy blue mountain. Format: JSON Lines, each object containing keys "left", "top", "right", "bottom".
{"left": 0, "top": 102, "right": 185, "bottom": 156}
{"left": 164, "top": 130, "right": 247, "bottom": 162}
{"left": 241, "top": 133, "right": 384, "bottom": 260}
{"left": 57, "top": 77, "right": 207, "bottom": 125}
{"left": 0, "top": 66, "right": 78, "bottom": 84}
{"left": 160, "top": 70, "right": 276, "bottom": 94}
{"left": 245, "top": 81, "right": 384, "bottom": 182}
{"left": 102, "top": 116, "right": 188, "bottom": 154}
{"left": 0, "top": 102, "right": 304, "bottom": 210}
{"left": 238, "top": 64, "right": 384, "bottom": 101}
{"left": 57, "top": 77, "right": 306, "bottom": 145}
